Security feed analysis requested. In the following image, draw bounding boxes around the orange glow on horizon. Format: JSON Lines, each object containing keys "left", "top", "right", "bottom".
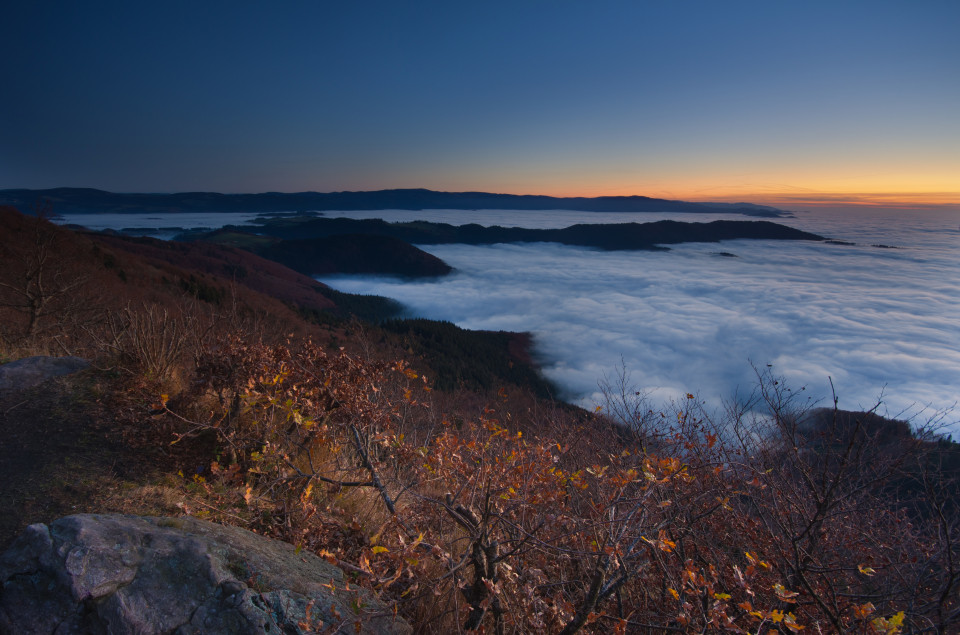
{"left": 685, "top": 191, "right": 960, "bottom": 210}
{"left": 448, "top": 179, "right": 959, "bottom": 210}
{"left": 444, "top": 185, "right": 959, "bottom": 210}
{"left": 426, "top": 171, "right": 959, "bottom": 209}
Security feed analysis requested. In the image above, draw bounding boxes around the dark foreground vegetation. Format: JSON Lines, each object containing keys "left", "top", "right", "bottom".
{"left": 1, "top": 206, "right": 957, "bottom": 633}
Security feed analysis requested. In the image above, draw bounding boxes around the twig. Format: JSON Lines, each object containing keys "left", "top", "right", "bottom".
{"left": 350, "top": 423, "right": 397, "bottom": 514}
{"left": 2, "top": 399, "right": 28, "bottom": 418}
{"left": 185, "top": 496, "right": 251, "bottom": 525}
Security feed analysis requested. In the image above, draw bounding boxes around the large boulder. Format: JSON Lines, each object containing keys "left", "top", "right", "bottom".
{"left": 0, "top": 514, "right": 410, "bottom": 634}
{"left": 0, "top": 356, "right": 89, "bottom": 392}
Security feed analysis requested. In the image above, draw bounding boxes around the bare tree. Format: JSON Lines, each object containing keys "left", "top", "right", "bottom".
{"left": 0, "top": 203, "right": 94, "bottom": 348}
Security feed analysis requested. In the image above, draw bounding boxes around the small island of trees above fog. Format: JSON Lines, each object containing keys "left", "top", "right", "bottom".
{"left": 177, "top": 216, "right": 824, "bottom": 278}
{"left": 194, "top": 215, "right": 823, "bottom": 251}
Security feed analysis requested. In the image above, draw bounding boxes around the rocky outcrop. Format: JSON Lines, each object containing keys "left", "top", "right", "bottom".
{"left": 0, "top": 514, "right": 410, "bottom": 634}
{"left": 0, "top": 356, "right": 89, "bottom": 393}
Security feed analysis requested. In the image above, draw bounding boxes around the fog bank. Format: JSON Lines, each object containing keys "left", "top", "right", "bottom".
{"left": 320, "top": 208, "right": 960, "bottom": 427}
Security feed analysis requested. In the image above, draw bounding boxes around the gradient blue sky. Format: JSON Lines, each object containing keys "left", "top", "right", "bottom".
{"left": 2, "top": 1, "right": 958, "bottom": 208}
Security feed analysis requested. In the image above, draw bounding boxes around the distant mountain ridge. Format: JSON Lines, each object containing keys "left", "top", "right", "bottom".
{"left": 198, "top": 216, "right": 824, "bottom": 251}
{"left": 0, "top": 187, "right": 787, "bottom": 217}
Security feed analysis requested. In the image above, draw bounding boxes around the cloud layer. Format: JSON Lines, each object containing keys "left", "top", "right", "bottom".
{"left": 319, "top": 208, "right": 960, "bottom": 428}
{"left": 61, "top": 206, "right": 959, "bottom": 428}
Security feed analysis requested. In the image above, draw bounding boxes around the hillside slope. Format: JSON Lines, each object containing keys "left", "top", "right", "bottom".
{"left": 190, "top": 229, "right": 453, "bottom": 278}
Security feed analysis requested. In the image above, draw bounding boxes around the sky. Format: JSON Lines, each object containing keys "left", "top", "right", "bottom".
{"left": 2, "top": 1, "right": 958, "bottom": 208}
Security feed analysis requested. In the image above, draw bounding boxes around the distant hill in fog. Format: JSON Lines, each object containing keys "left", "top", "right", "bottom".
{"left": 193, "top": 229, "right": 454, "bottom": 278}
{"left": 190, "top": 216, "right": 824, "bottom": 252}
{"left": 0, "top": 187, "right": 787, "bottom": 217}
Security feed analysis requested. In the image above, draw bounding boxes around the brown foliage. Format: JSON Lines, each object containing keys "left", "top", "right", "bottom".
{"left": 157, "top": 335, "right": 957, "bottom": 634}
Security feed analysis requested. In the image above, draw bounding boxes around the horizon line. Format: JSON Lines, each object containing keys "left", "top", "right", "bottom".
{"left": 2, "top": 185, "right": 958, "bottom": 211}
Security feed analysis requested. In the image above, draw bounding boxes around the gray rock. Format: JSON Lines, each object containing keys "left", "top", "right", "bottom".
{"left": 0, "top": 514, "right": 410, "bottom": 634}
{"left": 0, "top": 356, "right": 89, "bottom": 392}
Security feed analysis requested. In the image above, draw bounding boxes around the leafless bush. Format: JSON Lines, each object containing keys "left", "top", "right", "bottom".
{"left": 597, "top": 358, "right": 660, "bottom": 442}
{"left": 92, "top": 303, "right": 210, "bottom": 383}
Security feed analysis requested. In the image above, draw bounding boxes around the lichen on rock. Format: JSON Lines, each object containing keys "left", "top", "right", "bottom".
{"left": 0, "top": 513, "right": 410, "bottom": 634}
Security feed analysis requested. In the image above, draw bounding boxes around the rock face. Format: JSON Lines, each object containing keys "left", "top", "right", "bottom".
{"left": 0, "top": 514, "right": 410, "bottom": 634}
{"left": 0, "top": 356, "right": 89, "bottom": 392}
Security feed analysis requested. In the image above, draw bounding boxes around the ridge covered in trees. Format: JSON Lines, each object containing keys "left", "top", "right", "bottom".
{"left": 198, "top": 214, "right": 824, "bottom": 252}
{"left": 189, "top": 229, "right": 453, "bottom": 278}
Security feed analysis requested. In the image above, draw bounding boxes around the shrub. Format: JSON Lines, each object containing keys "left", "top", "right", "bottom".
{"left": 158, "top": 336, "right": 957, "bottom": 633}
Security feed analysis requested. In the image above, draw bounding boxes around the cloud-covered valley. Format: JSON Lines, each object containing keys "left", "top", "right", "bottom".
{"left": 319, "top": 208, "right": 960, "bottom": 428}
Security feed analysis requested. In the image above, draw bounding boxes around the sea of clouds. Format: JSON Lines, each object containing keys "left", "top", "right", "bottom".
{"left": 58, "top": 206, "right": 960, "bottom": 429}
{"left": 316, "top": 207, "right": 960, "bottom": 429}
